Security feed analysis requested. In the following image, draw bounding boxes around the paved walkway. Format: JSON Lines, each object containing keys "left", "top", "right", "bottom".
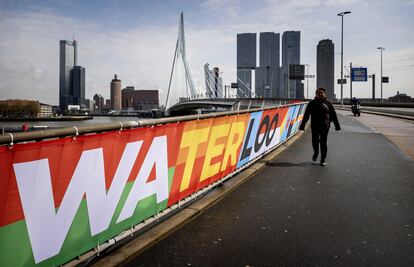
{"left": 348, "top": 110, "right": 414, "bottom": 159}
{"left": 122, "top": 112, "right": 414, "bottom": 266}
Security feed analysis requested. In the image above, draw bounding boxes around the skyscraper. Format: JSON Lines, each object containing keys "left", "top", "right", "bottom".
{"left": 59, "top": 40, "right": 77, "bottom": 111}
{"left": 317, "top": 39, "right": 335, "bottom": 100}
{"left": 237, "top": 33, "right": 256, "bottom": 98}
{"left": 110, "top": 74, "right": 122, "bottom": 110}
{"left": 72, "top": 66, "right": 85, "bottom": 107}
{"left": 59, "top": 39, "right": 86, "bottom": 111}
{"left": 204, "top": 63, "right": 223, "bottom": 98}
{"left": 281, "top": 31, "right": 302, "bottom": 99}
{"left": 256, "top": 32, "right": 280, "bottom": 98}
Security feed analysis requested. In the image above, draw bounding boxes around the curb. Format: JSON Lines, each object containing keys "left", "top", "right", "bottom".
{"left": 91, "top": 130, "right": 306, "bottom": 267}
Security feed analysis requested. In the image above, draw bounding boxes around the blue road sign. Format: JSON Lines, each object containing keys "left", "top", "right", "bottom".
{"left": 351, "top": 68, "right": 368, "bottom": 82}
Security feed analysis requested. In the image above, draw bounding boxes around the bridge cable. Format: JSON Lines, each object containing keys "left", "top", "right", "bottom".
{"left": 165, "top": 38, "right": 179, "bottom": 108}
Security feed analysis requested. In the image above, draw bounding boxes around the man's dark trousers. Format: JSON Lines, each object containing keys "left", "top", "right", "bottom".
{"left": 312, "top": 127, "right": 329, "bottom": 160}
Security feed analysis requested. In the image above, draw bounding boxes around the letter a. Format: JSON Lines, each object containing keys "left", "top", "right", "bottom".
{"left": 117, "top": 136, "right": 169, "bottom": 223}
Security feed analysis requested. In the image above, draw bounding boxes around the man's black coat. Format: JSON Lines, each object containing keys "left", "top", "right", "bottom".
{"left": 299, "top": 97, "right": 341, "bottom": 131}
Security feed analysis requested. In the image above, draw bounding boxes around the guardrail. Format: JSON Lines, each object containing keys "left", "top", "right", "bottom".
{"left": 0, "top": 102, "right": 305, "bottom": 146}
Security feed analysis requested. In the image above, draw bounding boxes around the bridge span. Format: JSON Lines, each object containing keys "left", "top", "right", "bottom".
{"left": 166, "top": 98, "right": 299, "bottom": 115}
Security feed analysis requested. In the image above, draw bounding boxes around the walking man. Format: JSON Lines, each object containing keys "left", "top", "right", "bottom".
{"left": 299, "top": 87, "right": 341, "bottom": 166}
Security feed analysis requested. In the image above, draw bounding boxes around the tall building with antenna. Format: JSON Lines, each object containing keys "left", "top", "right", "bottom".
{"left": 59, "top": 39, "right": 86, "bottom": 112}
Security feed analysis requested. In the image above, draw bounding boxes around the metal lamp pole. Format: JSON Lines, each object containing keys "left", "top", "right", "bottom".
{"left": 305, "top": 64, "right": 310, "bottom": 99}
{"left": 377, "top": 47, "right": 385, "bottom": 102}
{"left": 287, "top": 45, "right": 292, "bottom": 99}
{"left": 338, "top": 11, "right": 351, "bottom": 107}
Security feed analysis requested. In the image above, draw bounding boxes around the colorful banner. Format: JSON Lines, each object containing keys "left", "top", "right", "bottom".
{"left": 0, "top": 103, "right": 305, "bottom": 266}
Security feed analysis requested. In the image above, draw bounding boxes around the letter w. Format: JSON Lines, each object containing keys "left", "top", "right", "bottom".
{"left": 13, "top": 141, "right": 142, "bottom": 263}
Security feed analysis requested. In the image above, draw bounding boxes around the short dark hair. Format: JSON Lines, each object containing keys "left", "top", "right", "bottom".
{"left": 316, "top": 87, "right": 326, "bottom": 93}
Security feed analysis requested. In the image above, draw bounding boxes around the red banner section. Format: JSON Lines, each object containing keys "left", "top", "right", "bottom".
{"left": 0, "top": 103, "right": 305, "bottom": 266}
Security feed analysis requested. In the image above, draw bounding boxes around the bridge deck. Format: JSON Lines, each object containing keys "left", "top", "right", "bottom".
{"left": 122, "top": 111, "right": 414, "bottom": 266}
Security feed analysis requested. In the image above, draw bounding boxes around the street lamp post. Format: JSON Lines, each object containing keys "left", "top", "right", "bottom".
{"left": 305, "top": 64, "right": 310, "bottom": 99}
{"left": 338, "top": 11, "right": 351, "bottom": 107}
{"left": 287, "top": 45, "right": 292, "bottom": 99}
{"left": 377, "top": 47, "right": 385, "bottom": 102}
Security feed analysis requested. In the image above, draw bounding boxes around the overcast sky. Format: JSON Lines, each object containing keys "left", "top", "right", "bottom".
{"left": 0, "top": 0, "right": 413, "bottom": 105}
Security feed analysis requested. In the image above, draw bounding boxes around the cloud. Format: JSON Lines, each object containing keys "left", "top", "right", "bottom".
{"left": 0, "top": 9, "right": 180, "bottom": 104}
{"left": 0, "top": 0, "right": 413, "bottom": 104}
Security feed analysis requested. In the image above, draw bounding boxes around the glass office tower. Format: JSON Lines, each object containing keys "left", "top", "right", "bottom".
{"left": 72, "top": 66, "right": 85, "bottom": 107}
{"left": 59, "top": 40, "right": 77, "bottom": 111}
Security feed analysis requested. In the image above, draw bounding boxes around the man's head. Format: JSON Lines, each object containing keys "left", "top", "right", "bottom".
{"left": 315, "top": 87, "right": 326, "bottom": 99}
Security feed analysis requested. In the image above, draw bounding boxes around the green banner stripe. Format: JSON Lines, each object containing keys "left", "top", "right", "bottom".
{"left": 0, "top": 167, "right": 174, "bottom": 267}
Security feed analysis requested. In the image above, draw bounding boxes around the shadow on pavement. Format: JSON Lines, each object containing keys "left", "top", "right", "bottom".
{"left": 266, "top": 161, "right": 316, "bottom": 167}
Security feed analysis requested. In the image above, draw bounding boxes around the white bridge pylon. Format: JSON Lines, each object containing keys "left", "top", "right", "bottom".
{"left": 165, "top": 12, "right": 197, "bottom": 109}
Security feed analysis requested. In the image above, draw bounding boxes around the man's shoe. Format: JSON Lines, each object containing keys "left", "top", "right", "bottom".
{"left": 320, "top": 160, "right": 326, "bottom": 166}
{"left": 312, "top": 154, "right": 318, "bottom": 161}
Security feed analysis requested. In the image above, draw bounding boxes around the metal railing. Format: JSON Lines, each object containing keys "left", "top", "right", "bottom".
{"left": 0, "top": 101, "right": 307, "bottom": 146}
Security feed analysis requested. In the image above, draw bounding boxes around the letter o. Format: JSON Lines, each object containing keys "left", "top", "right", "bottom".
{"left": 254, "top": 115, "right": 270, "bottom": 153}
{"left": 266, "top": 113, "right": 279, "bottom": 146}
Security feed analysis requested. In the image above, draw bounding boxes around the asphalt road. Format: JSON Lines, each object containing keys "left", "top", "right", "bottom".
{"left": 125, "top": 113, "right": 414, "bottom": 267}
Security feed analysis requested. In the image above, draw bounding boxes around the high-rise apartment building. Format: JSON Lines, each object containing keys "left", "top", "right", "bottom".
{"left": 204, "top": 63, "right": 223, "bottom": 98}
{"left": 237, "top": 33, "right": 256, "bottom": 98}
{"left": 59, "top": 39, "right": 86, "bottom": 111}
{"left": 255, "top": 32, "right": 280, "bottom": 98}
{"left": 281, "top": 31, "right": 302, "bottom": 99}
{"left": 317, "top": 39, "right": 335, "bottom": 100}
{"left": 110, "top": 74, "right": 122, "bottom": 110}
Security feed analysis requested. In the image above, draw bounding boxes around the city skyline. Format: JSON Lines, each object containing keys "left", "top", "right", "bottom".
{"left": 1, "top": 0, "right": 413, "bottom": 104}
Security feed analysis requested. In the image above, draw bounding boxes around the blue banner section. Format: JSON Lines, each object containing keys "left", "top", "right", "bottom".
{"left": 237, "top": 111, "right": 263, "bottom": 168}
